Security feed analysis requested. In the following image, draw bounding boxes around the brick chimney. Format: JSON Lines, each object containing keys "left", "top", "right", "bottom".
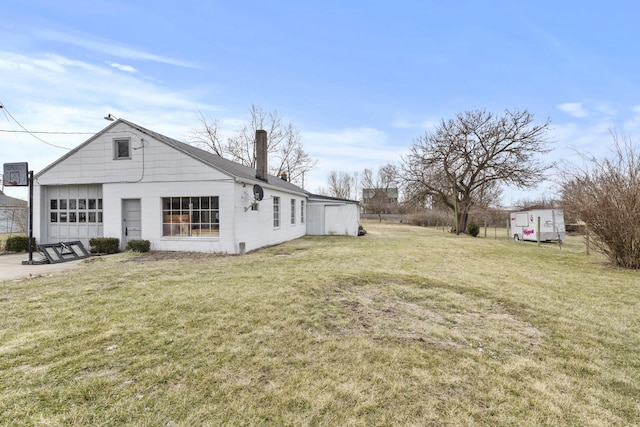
{"left": 255, "top": 130, "right": 268, "bottom": 181}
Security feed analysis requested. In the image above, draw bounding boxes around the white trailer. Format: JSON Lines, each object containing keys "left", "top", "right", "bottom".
{"left": 510, "top": 209, "right": 566, "bottom": 242}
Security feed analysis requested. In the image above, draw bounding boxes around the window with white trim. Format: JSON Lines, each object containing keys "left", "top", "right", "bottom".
{"left": 114, "top": 138, "right": 131, "bottom": 160}
{"left": 162, "top": 196, "right": 219, "bottom": 237}
{"left": 50, "top": 198, "right": 103, "bottom": 223}
{"left": 301, "top": 200, "right": 305, "bottom": 224}
{"left": 291, "top": 199, "right": 296, "bottom": 225}
{"left": 273, "top": 197, "right": 280, "bottom": 228}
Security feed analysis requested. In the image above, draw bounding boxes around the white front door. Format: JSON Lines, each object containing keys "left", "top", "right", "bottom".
{"left": 122, "top": 199, "right": 141, "bottom": 249}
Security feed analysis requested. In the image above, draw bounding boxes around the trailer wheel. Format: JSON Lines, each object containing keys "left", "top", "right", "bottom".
{"left": 513, "top": 234, "right": 520, "bottom": 241}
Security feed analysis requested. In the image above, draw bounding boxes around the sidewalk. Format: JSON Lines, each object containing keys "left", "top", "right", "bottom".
{"left": 0, "top": 253, "right": 85, "bottom": 282}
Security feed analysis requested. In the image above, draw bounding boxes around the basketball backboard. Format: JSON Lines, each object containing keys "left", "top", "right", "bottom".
{"left": 3, "top": 162, "right": 29, "bottom": 186}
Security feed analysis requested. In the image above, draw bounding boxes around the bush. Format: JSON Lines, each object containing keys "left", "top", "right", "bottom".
{"left": 467, "top": 221, "right": 480, "bottom": 237}
{"left": 126, "top": 239, "right": 150, "bottom": 252}
{"left": 4, "top": 236, "right": 36, "bottom": 252}
{"left": 408, "top": 210, "right": 452, "bottom": 227}
{"left": 561, "top": 133, "right": 640, "bottom": 269}
{"left": 89, "top": 237, "right": 120, "bottom": 254}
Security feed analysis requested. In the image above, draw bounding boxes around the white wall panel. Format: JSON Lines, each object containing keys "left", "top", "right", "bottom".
{"left": 36, "top": 122, "right": 229, "bottom": 185}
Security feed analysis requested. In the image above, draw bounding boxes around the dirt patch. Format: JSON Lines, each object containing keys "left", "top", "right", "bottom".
{"left": 324, "top": 281, "right": 543, "bottom": 360}
{"left": 121, "top": 251, "right": 228, "bottom": 263}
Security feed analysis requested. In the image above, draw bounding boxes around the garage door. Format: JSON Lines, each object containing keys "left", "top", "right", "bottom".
{"left": 46, "top": 185, "right": 103, "bottom": 246}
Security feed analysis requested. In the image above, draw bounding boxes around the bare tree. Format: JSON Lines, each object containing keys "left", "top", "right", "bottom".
{"left": 190, "top": 105, "right": 317, "bottom": 187}
{"left": 326, "top": 171, "right": 356, "bottom": 199}
{"left": 270, "top": 122, "right": 317, "bottom": 186}
{"left": 401, "top": 109, "right": 553, "bottom": 234}
{"left": 361, "top": 163, "right": 399, "bottom": 221}
{"left": 561, "top": 132, "right": 640, "bottom": 269}
{"left": 226, "top": 105, "right": 285, "bottom": 168}
{"left": 190, "top": 110, "right": 224, "bottom": 156}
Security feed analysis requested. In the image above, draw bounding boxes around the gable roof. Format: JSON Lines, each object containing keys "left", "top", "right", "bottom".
{"left": 36, "top": 118, "right": 307, "bottom": 196}
{"left": 0, "top": 190, "right": 27, "bottom": 207}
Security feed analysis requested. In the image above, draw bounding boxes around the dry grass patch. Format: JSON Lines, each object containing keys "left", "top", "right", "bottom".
{"left": 0, "top": 221, "right": 638, "bottom": 425}
{"left": 322, "top": 279, "right": 543, "bottom": 358}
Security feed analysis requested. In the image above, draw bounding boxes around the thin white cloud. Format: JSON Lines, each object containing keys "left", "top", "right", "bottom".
{"left": 0, "top": 50, "right": 210, "bottom": 198}
{"left": 108, "top": 62, "right": 138, "bottom": 73}
{"left": 301, "top": 127, "right": 408, "bottom": 193}
{"left": 391, "top": 118, "right": 417, "bottom": 129}
{"left": 0, "top": 51, "right": 203, "bottom": 113}
{"left": 391, "top": 116, "right": 439, "bottom": 131}
{"left": 557, "top": 102, "right": 589, "bottom": 118}
{"left": 38, "top": 29, "right": 199, "bottom": 69}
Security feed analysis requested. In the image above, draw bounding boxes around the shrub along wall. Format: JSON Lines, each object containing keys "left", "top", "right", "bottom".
{"left": 4, "top": 236, "right": 36, "bottom": 252}
{"left": 89, "top": 238, "right": 120, "bottom": 254}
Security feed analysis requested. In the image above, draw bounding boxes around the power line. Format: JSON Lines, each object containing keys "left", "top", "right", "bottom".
{"left": 0, "top": 102, "right": 72, "bottom": 150}
{"left": 0, "top": 129, "right": 94, "bottom": 135}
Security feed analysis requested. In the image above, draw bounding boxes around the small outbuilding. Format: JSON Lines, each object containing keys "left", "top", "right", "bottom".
{"left": 306, "top": 194, "right": 361, "bottom": 236}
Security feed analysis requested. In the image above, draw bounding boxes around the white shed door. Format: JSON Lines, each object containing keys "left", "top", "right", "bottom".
{"left": 306, "top": 204, "right": 324, "bottom": 235}
{"left": 324, "top": 206, "right": 342, "bottom": 235}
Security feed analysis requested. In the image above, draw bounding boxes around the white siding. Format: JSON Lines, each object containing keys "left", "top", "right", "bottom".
{"left": 325, "top": 204, "right": 359, "bottom": 236}
{"left": 99, "top": 181, "right": 306, "bottom": 254}
{"left": 36, "top": 122, "right": 229, "bottom": 185}
{"left": 231, "top": 184, "right": 307, "bottom": 253}
{"left": 102, "top": 180, "right": 236, "bottom": 253}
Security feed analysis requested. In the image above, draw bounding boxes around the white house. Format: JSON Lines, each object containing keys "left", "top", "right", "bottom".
{"left": 33, "top": 119, "right": 359, "bottom": 254}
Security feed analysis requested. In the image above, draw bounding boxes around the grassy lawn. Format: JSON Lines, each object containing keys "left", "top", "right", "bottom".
{"left": 1, "top": 221, "right": 638, "bottom": 426}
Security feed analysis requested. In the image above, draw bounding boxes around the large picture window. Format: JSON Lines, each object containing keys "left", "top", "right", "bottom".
{"left": 162, "top": 196, "right": 219, "bottom": 237}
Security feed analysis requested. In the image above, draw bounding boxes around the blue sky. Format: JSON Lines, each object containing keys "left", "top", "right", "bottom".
{"left": 2, "top": 1, "right": 640, "bottom": 204}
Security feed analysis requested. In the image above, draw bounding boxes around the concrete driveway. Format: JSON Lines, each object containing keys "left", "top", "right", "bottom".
{"left": 0, "top": 253, "right": 85, "bottom": 282}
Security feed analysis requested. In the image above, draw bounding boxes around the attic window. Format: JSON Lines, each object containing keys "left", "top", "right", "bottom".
{"left": 114, "top": 138, "right": 131, "bottom": 160}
